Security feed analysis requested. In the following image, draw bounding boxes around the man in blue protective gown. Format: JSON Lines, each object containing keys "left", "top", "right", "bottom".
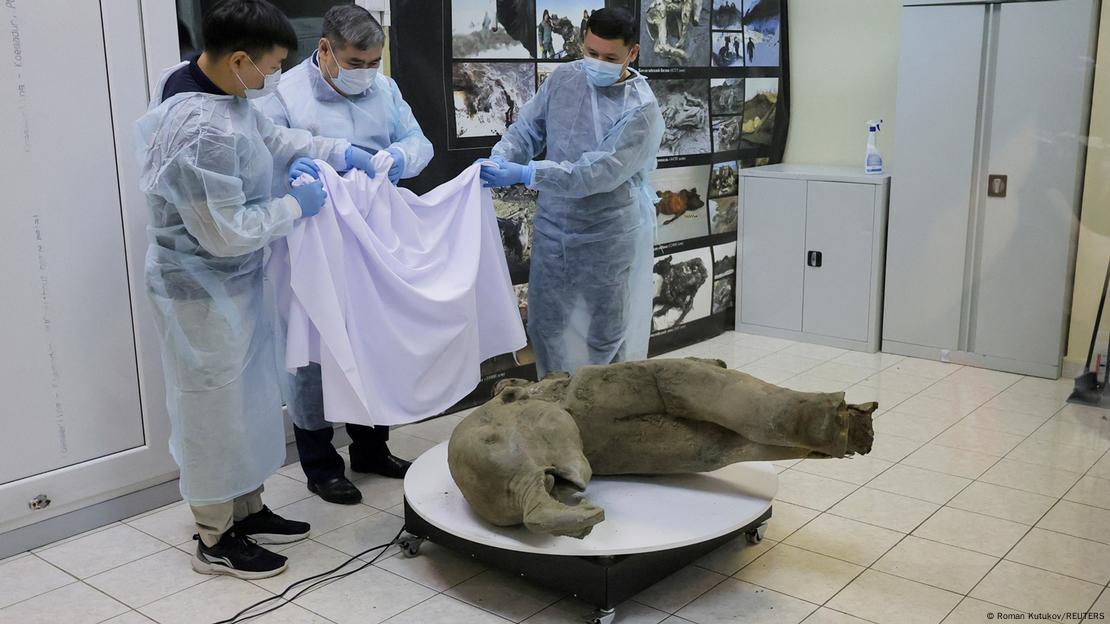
{"left": 480, "top": 7, "right": 665, "bottom": 379}
{"left": 257, "top": 5, "right": 434, "bottom": 505}
{"left": 135, "top": 0, "right": 379, "bottom": 578}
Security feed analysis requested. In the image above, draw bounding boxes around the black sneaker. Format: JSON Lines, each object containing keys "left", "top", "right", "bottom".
{"left": 233, "top": 506, "right": 311, "bottom": 545}
{"left": 192, "top": 532, "right": 288, "bottom": 579}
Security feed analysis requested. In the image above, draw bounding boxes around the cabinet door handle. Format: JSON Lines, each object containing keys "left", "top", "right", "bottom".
{"left": 807, "top": 250, "right": 823, "bottom": 268}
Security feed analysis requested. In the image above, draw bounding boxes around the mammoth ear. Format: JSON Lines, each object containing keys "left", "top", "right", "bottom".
{"left": 494, "top": 378, "right": 531, "bottom": 396}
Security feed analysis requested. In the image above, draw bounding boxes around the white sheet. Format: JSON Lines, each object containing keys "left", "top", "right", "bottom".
{"left": 269, "top": 153, "right": 527, "bottom": 426}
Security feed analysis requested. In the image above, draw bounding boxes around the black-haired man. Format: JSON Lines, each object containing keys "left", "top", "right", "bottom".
{"left": 479, "top": 8, "right": 665, "bottom": 380}
{"left": 135, "top": 0, "right": 376, "bottom": 578}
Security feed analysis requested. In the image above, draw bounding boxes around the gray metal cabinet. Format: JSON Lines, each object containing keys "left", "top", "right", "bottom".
{"left": 883, "top": 0, "right": 1098, "bottom": 378}
{"left": 738, "top": 166, "right": 891, "bottom": 352}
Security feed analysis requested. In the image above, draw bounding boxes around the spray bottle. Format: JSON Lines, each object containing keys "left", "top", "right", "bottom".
{"left": 865, "top": 119, "right": 883, "bottom": 175}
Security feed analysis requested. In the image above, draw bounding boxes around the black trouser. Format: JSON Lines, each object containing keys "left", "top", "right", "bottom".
{"left": 289, "top": 363, "right": 390, "bottom": 484}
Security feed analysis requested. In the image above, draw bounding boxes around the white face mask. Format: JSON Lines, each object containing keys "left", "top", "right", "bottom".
{"left": 235, "top": 55, "right": 280, "bottom": 99}
{"left": 323, "top": 47, "right": 377, "bottom": 95}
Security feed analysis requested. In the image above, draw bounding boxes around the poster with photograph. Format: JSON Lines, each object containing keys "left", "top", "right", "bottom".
{"left": 639, "top": 0, "right": 711, "bottom": 67}
{"left": 452, "top": 61, "right": 536, "bottom": 139}
{"left": 709, "top": 161, "right": 738, "bottom": 198}
{"left": 537, "top": 0, "right": 603, "bottom": 60}
{"left": 514, "top": 283, "right": 530, "bottom": 324}
{"left": 712, "top": 276, "right": 735, "bottom": 314}
{"left": 710, "top": 196, "right": 739, "bottom": 234}
{"left": 713, "top": 241, "right": 737, "bottom": 277}
{"left": 652, "top": 248, "right": 713, "bottom": 332}
{"left": 452, "top": 0, "right": 535, "bottom": 59}
{"left": 652, "top": 79, "right": 712, "bottom": 157}
{"left": 741, "top": 77, "right": 778, "bottom": 149}
{"left": 743, "top": 0, "right": 781, "bottom": 66}
{"left": 652, "top": 165, "right": 711, "bottom": 245}
{"left": 713, "top": 0, "right": 743, "bottom": 29}
{"left": 711, "top": 31, "right": 745, "bottom": 67}
{"left": 712, "top": 116, "right": 742, "bottom": 152}
{"left": 493, "top": 185, "right": 538, "bottom": 280}
{"left": 537, "top": 62, "right": 560, "bottom": 86}
{"left": 710, "top": 78, "right": 744, "bottom": 115}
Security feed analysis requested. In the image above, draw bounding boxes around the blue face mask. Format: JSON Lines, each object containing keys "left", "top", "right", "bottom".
{"left": 582, "top": 56, "right": 626, "bottom": 87}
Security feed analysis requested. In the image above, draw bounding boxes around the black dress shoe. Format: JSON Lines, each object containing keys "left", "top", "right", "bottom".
{"left": 350, "top": 452, "right": 411, "bottom": 479}
{"left": 307, "top": 476, "right": 363, "bottom": 505}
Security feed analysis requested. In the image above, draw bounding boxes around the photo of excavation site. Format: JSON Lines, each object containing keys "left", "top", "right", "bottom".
{"left": 639, "top": 0, "right": 711, "bottom": 68}
{"left": 712, "top": 276, "right": 735, "bottom": 314}
{"left": 453, "top": 62, "right": 536, "bottom": 139}
{"left": 709, "top": 161, "right": 738, "bottom": 198}
{"left": 743, "top": 0, "right": 782, "bottom": 66}
{"left": 452, "top": 0, "right": 534, "bottom": 59}
{"left": 711, "top": 78, "right": 744, "bottom": 115}
{"left": 713, "top": 116, "right": 742, "bottom": 153}
{"left": 653, "top": 248, "right": 713, "bottom": 332}
{"left": 712, "top": 31, "right": 745, "bottom": 67}
{"left": 492, "top": 185, "right": 538, "bottom": 278}
{"left": 710, "top": 196, "right": 739, "bottom": 234}
{"left": 712, "top": 0, "right": 743, "bottom": 29}
{"left": 741, "top": 77, "right": 778, "bottom": 149}
{"left": 713, "top": 241, "right": 737, "bottom": 278}
{"left": 651, "top": 79, "right": 712, "bottom": 157}
{"left": 537, "top": 62, "right": 560, "bottom": 87}
{"left": 536, "top": 0, "right": 603, "bottom": 60}
{"left": 651, "top": 165, "right": 711, "bottom": 245}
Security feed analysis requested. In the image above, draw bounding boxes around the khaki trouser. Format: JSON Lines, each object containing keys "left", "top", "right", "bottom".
{"left": 191, "top": 486, "right": 265, "bottom": 546}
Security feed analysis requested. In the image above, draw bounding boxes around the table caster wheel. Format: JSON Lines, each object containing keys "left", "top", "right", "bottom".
{"left": 585, "top": 608, "right": 615, "bottom": 624}
{"left": 745, "top": 522, "right": 767, "bottom": 545}
{"left": 398, "top": 534, "right": 424, "bottom": 558}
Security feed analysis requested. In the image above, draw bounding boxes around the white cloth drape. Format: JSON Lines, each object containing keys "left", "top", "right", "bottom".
{"left": 269, "top": 153, "right": 526, "bottom": 426}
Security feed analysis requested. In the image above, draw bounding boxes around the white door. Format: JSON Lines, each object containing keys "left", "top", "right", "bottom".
{"left": 740, "top": 177, "right": 807, "bottom": 331}
{"left": 971, "top": 0, "right": 1097, "bottom": 369}
{"left": 0, "top": 1, "right": 176, "bottom": 532}
{"left": 883, "top": 4, "right": 986, "bottom": 350}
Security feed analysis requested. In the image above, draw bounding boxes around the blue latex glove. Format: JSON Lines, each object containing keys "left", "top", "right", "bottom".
{"left": 288, "top": 157, "right": 320, "bottom": 185}
{"left": 344, "top": 145, "right": 377, "bottom": 178}
{"left": 479, "top": 160, "right": 534, "bottom": 188}
{"left": 385, "top": 147, "right": 406, "bottom": 185}
{"left": 289, "top": 180, "right": 327, "bottom": 218}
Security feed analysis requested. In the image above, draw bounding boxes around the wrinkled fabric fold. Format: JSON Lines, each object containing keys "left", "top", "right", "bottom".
{"left": 269, "top": 152, "right": 526, "bottom": 426}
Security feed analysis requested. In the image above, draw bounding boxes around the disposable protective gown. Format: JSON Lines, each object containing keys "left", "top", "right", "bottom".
{"left": 258, "top": 53, "right": 433, "bottom": 184}
{"left": 491, "top": 61, "right": 665, "bottom": 377}
{"left": 134, "top": 63, "right": 350, "bottom": 505}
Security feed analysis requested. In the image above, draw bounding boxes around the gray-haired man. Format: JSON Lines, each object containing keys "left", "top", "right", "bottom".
{"left": 257, "top": 5, "right": 433, "bottom": 505}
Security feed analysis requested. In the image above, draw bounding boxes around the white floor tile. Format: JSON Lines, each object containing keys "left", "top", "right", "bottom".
{"left": 1050, "top": 404, "right": 1110, "bottom": 426}
{"left": 957, "top": 406, "right": 1051, "bottom": 437}
{"left": 280, "top": 462, "right": 310, "bottom": 483}
{"left": 894, "top": 394, "right": 983, "bottom": 420}
{"left": 885, "top": 358, "right": 962, "bottom": 381}
{"left": 730, "top": 333, "right": 797, "bottom": 352}
{"left": 842, "top": 385, "right": 913, "bottom": 413}
{"left": 139, "top": 576, "right": 275, "bottom": 624}
{"left": 125, "top": 502, "right": 198, "bottom": 547}
{"left": 873, "top": 535, "right": 998, "bottom": 594}
{"left": 1089, "top": 590, "right": 1110, "bottom": 622}
{"left": 980, "top": 392, "right": 1066, "bottom": 419}
{"left": 802, "top": 608, "right": 872, "bottom": 624}
{"left": 780, "top": 374, "right": 853, "bottom": 394}
{"left": 251, "top": 603, "right": 336, "bottom": 623}
{"left": 931, "top": 423, "right": 1025, "bottom": 457}
{"left": 732, "top": 363, "right": 797, "bottom": 385}
{"left": 946, "top": 482, "right": 1057, "bottom": 526}
{"left": 913, "top": 507, "right": 1029, "bottom": 557}
{"left": 866, "top": 433, "right": 924, "bottom": 463}
{"left": 249, "top": 539, "right": 356, "bottom": 595}
{"left": 387, "top": 432, "right": 439, "bottom": 462}
{"left": 1037, "top": 501, "right": 1110, "bottom": 544}
{"left": 784, "top": 513, "right": 903, "bottom": 567}
{"left": 1090, "top": 453, "right": 1110, "bottom": 481}
{"left": 445, "top": 570, "right": 563, "bottom": 623}
{"left": 275, "top": 498, "right": 376, "bottom": 538}
{"left": 866, "top": 465, "right": 971, "bottom": 505}
{"left": 0, "top": 581, "right": 128, "bottom": 624}
{"left": 396, "top": 415, "right": 463, "bottom": 444}
{"left": 376, "top": 541, "right": 486, "bottom": 592}
{"left": 941, "top": 598, "right": 1022, "bottom": 624}
{"left": 734, "top": 544, "right": 863, "bottom": 604}
{"left": 793, "top": 456, "right": 894, "bottom": 486}
{"left": 826, "top": 569, "right": 962, "bottom": 624}
{"left": 775, "top": 470, "right": 858, "bottom": 511}
{"left": 859, "top": 371, "right": 938, "bottom": 395}
{"left": 0, "top": 554, "right": 74, "bottom": 609}
{"left": 763, "top": 502, "right": 820, "bottom": 542}
{"left": 676, "top": 578, "right": 817, "bottom": 624}
{"left": 829, "top": 487, "right": 940, "bottom": 533}
{"left": 633, "top": 565, "right": 727, "bottom": 614}
{"left": 782, "top": 343, "right": 849, "bottom": 361}
{"left": 315, "top": 511, "right": 406, "bottom": 559}
{"left": 263, "top": 474, "right": 316, "bottom": 509}
{"left": 901, "top": 444, "right": 999, "bottom": 479}
{"left": 943, "top": 368, "right": 1022, "bottom": 392}
{"left": 523, "top": 597, "right": 667, "bottom": 624}
{"left": 1007, "top": 527, "right": 1110, "bottom": 585}
{"left": 1064, "top": 475, "right": 1110, "bottom": 510}
{"left": 919, "top": 382, "right": 1001, "bottom": 406}
{"left": 970, "top": 560, "right": 1103, "bottom": 615}
{"left": 702, "top": 344, "right": 776, "bottom": 369}
{"left": 85, "top": 547, "right": 203, "bottom": 609}
{"left": 695, "top": 536, "right": 775, "bottom": 577}
{"left": 354, "top": 476, "right": 407, "bottom": 512}
{"left": 36, "top": 524, "right": 167, "bottom": 579}
{"left": 295, "top": 566, "right": 436, "bottom": 624}
{"left": 753, "top": 353, "right": 825, "bottom": 375}
{"left": 832, "top": 351, "right": 905, "bottom": 371}
{"left": 1028, "top": 419, "right": 1110, "bottom": 452}
{"left": 977, "top": 458, "right": 1082, "bottom": 498}
{"left": 384, "top": 594, "right": 512, "bottom": 624}
{"left": 100, "top": 612, "right": 157, "bottom": 624}
{"left": 1007, "top": 439, "right": 1106, "bottom": 474}
{"left": 806, "top": 362, "right": 877, "bottom": 385}
{"left": 872, "top": 411, "right": 958, "bottom": 442}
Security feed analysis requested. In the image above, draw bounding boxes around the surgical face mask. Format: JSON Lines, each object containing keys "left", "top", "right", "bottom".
{"left": 235, "top": 56, "right": 280, "bottom": 99}
{"left": 323, "top": 47, "right": 377, "bottom": 95}
{"left": 582, "top": 55, "right": 626, "bottom": 88}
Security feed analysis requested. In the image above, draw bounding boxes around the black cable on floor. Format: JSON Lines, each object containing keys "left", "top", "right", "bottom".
{"left": 211, "top": 526, "right": 407, "bottom": 624}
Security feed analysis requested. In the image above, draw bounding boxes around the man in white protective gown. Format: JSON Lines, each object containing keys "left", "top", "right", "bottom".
{"left": 257, "top": 4, "right": 436, "bottom": 504}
